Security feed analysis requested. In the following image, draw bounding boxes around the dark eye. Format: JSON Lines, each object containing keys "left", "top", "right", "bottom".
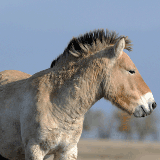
{"left": 129, "top": 70, "right": 135, "bottom": 74}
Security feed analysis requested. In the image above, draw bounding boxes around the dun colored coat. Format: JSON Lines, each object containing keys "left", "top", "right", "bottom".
{"left": 0, "top": 29, "right": 156, "bottom": 160}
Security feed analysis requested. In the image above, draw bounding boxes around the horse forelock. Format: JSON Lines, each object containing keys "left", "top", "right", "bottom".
{"left": 50, "top": 29, "right": 133, "bottom": 68}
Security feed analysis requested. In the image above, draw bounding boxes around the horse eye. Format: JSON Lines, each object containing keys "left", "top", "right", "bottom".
{"left": 129, "top": 70, "right": 135, "bottom": 74}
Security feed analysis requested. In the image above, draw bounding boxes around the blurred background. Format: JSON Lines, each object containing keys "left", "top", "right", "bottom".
{"left": 0, "top": 0, "right": 160, "bottom": 143}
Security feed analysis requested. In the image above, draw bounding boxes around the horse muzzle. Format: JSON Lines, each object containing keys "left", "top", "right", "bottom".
{"left": 133, "top": 92, "right": 157, "bottom": 118}
{"left": 133, "top": 101, "right": 157, "bottom": 117}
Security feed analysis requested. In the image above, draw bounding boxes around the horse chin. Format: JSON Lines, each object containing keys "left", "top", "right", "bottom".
{"left": 112, "top": 102, "right": 133, "bottom": 116}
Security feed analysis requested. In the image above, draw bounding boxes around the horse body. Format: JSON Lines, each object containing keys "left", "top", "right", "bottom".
{"left": 0, "top": 29, "right": 156, "bottom": 160}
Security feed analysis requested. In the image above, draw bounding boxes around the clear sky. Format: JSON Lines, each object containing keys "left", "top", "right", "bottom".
{"left": 0, "top": 0, "right": 160, "bottom": 119}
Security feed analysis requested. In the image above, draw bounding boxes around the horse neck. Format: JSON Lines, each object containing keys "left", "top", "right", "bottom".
{"left": 51, "top": 56, "right": 106, "bottom": 121}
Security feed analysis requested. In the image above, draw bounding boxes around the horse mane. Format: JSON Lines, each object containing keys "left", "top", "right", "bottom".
{"left": 50, "top": 29, "right": 133, "bottom": 68}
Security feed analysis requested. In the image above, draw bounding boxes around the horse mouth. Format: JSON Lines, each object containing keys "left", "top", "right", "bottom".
{"left": 140, "top": 106, "right": 148, "bottom": 117}
{"left": 133, "top": 105, "right": 147, "bottom": 117}
{"left": 133, "top": 102, "right": 157, "bottom": 118}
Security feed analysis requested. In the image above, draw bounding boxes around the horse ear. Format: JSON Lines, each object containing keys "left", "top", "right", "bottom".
{"left": 114, "top": 38, "right": 125, "bottom": 58}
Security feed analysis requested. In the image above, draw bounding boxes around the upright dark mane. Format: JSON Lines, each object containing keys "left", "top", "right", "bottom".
{"left": 50, "top": 29, "right": 132, "bottom": 68}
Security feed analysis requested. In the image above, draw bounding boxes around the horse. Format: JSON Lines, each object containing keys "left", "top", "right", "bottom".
{"left": 0, "top": 29, "right": 156, "bottom": 160}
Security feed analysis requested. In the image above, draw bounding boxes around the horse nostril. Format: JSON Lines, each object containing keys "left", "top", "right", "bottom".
{"left": 152, "top": 102, "right": 157, "bottom": 109}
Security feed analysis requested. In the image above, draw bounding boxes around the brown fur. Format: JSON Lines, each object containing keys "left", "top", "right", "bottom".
{"left": 0, "top": 70, "right": 31, "bottom": 86}
{"left": 107, "top": 51, "right": 151, "bottom": 114}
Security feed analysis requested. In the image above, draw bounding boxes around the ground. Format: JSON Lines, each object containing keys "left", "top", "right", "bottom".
{"left": 47, "top": 139, "right": 160, "bottom": 160}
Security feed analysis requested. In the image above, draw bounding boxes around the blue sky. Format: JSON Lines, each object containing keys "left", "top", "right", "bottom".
{"left": 0, "top": 1, "right": 160, "bottom": 119}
